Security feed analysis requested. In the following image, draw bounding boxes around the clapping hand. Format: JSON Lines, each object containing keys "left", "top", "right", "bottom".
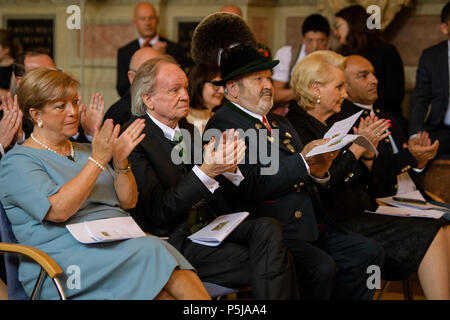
{"left": 91, "top": 118, "right": 145, "bottom": 168}
{"left": 112, "top": 119, "right": 146, "bottom": 168}
{"left": 0, "top": 92, "right": 23, "bottom": 149}
{"left": 201, "top": 129, "right": 247, "bottom": 178}
{"left": 353, "top": 115, "right": 390, "bottom": 159}
{"left": 353, "top": 115, "right": 390, "bottom": 148}
{"left": 407, "top": 131, "right": 439, "bottom": 169}
{"left": 80, "top": 92, "right": 105, "bottom": 138}
{"left": 152, "top": 40, "right": 167, "bottom": 55}
{"left": 301, "top": 138, "right": 337, "bottom": 178}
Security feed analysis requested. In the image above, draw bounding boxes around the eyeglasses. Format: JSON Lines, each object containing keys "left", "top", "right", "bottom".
{"left": 205, "top": 81, "right": 222, "bottom": 91}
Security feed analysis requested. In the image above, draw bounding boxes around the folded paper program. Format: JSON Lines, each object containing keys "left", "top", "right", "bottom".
{"left": 306, "top": 110, "right": 378, "bottom": 157}
{"left": 188, "top": 212, "right": 249, "bottom": 246}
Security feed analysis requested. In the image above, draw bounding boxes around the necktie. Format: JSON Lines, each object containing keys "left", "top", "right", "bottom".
{"left": 142, "top": 39, "right": 151, "bottom": 47}
{"left": 262, "top": 116, "right": 272, "bottom": 133}
{"left": 173, "top": 130, "right": 189, "bottom": 163}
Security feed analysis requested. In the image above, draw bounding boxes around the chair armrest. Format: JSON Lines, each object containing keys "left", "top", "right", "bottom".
{"left": 425, "top": 191, "right": 445, "bottom": 203}
{"left": 0, "top": 243, "right": 63, "bottom": 278}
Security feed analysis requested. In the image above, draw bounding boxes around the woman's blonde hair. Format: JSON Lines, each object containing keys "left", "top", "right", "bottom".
{"left": 290, "top": 50, "right": 346, "bottom": 111}
{"left": 17, "top": 67, "right": 79, "bottom": 122}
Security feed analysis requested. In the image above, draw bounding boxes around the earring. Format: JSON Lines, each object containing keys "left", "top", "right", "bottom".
{"left": 316, "top": 96, "right": 321, "bottom": 104}
{"left": 37, "top": 120, "right": 43, "bottom": 128}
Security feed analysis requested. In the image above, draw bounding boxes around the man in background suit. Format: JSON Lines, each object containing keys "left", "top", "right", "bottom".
{"left": 105, "top": 46, "right": 160, "bottom": 126}
{"left": 327, "top": 55, "right": 439, "bottom": 197}
{"left": 11, "top": 49, "right": 103, "bottom": 143}
{"left": 116, "top": 2, "right": 186, "bottom": 97}
{"left": 409, "top": 2, "right": 450, "bottom": 156}
{"left": 125, "top": 55, "right": 300, "bottom": 299}
{"left": 205, "top": 45, "right": 384, "bottom": 299}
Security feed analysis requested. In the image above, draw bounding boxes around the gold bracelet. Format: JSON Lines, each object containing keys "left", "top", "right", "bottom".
{"left": 88, "top": 156, "right": 106, "bottom": 171}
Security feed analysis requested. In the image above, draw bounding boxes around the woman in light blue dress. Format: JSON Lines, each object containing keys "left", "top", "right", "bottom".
{"left": 0, "top": 67, "right": 210, "bottom": 300}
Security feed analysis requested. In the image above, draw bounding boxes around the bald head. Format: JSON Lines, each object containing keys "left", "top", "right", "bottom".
{"left": 25, "top": 54, "right": 55, "bottom": 72}
{"left": 220, "top": 5, "right": 243, "bottom": 17}
{"left": 133, "top": 2, "right": 159, "bottom": 39}
{"left": 128, "top": 46, "right": 161, "bottom": 84}
{"left": 344, "top": 55, "right": 379, "bottom": 105}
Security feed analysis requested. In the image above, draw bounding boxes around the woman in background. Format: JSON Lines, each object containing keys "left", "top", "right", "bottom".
{"left": 0, "top": 67, "right": 210, "bottom": 300}
{"left": 333, "top": 5, "right": 406, "bottom": 129}
{"left": 187, "top": 62, "right": 224, "bottom": 133}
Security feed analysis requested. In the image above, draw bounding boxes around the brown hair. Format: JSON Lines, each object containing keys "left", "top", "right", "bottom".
{"left": 17, "top": 67, "right": 79, "bottom": 122}
{"left": 335, "top": 5, "right": 383, "bottom": 57}
{"left": 188, "top": 62, "right": 221, "bottom": 110}
{"left": 0, "top": 29, "right": 20, "bottom": 59}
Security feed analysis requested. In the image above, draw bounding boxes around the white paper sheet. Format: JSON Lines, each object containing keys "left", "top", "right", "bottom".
{"left": 305, "top": 110, "right": 378, "bottom": 157}
{"left": 366, "top": 206, "right": 444, "bottom": 219}
{"left": 66, "top": 216, "right": 146, "bottom": 244}
{"left": 377, "top": 190, "right": 446, "bottom": 211}
{"left": 188, "top": 212, "right": 249, "bottom": 247}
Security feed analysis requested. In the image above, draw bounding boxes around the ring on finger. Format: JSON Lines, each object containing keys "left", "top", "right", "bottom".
{"left": 376, "top": 132, "right": 381, "bottom": 137}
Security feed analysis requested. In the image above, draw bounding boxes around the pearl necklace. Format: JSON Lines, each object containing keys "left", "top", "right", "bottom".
{"left": 30, "top": 133, "right": 75, "bottom": 160}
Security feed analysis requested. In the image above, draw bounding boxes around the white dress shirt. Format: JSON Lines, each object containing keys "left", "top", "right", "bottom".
{"left": 272, "top": 44, "right": 306, "bottom": 83}
{"left": 138, "top": 35, "right": 160, "bottom": 48}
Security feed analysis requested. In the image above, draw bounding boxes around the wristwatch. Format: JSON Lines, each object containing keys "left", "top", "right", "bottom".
{"left": 114, "top": 162, "right": 131, "bottom": 174}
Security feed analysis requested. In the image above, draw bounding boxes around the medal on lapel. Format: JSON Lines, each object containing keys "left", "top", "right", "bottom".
{"left": 283, "top": 139, "right": 295, "bottom": 153}
{"left": 285, "top": 132, "right": 292, "bottom": 139}
{"left": 255, "top": 123, "right": 263, "bottom": 130}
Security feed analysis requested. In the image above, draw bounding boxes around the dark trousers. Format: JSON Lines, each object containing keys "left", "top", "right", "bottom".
{"left": 182, "top": 217, "right": 300, "bottom": 299}
{"left": 285, "top": 226, "right": 385, "bottom": 300}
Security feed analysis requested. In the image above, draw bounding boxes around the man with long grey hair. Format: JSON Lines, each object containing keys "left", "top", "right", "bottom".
{"left": 123, "top": 55, "right": 300, "bottom": 299}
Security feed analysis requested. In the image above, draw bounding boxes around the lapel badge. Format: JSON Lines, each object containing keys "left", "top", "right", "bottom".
{"left": 271, "top": 121, "right": 278, "bottom": 128}
{"left": 283, "top": 139, "right": 295, "bottom": 153}
{"left": 285, "top": 132, "right": 292, "bottom": 139}
{"left": 255, "top": 123, "right": 263, "bottom": 130}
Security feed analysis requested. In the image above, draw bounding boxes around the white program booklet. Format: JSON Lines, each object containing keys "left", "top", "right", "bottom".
{"left": 66, "top": 216, "right": 147, "bottom": 244}
{"left": 306, "top": 110, "right": 378, "bottom": 157}
{"left": 188, "top": 212, "right": 249, "bottom": 247}
{"left": 377, "top": 190, "right": 447, "bottom": 211}
{"left": 366, "top": 206, "right": 445, "bottom": 219}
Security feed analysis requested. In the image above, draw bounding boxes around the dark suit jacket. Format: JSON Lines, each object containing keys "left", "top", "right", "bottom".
{"left": 366, "top": 43, "right": 405, "bottom": 120}
{"left": 205, "top": 100, "right": 326, "bottom": 243}
{"left": 116, "top": 37, "right": 186, "bottom": 97}
{"left": 410, "top": 40, "right": 449, "bottom": 135}
{"left": 327, "top": 99, "right": 422, "bottom": 198}
{"left": 104, "top": 90, "right": 131, "bottom": 126}
{"left": 125, "top": 115, "right": 233, "bottom": 251}
{"left": 287, "top": 101, "right": 377, "bottom": 222}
